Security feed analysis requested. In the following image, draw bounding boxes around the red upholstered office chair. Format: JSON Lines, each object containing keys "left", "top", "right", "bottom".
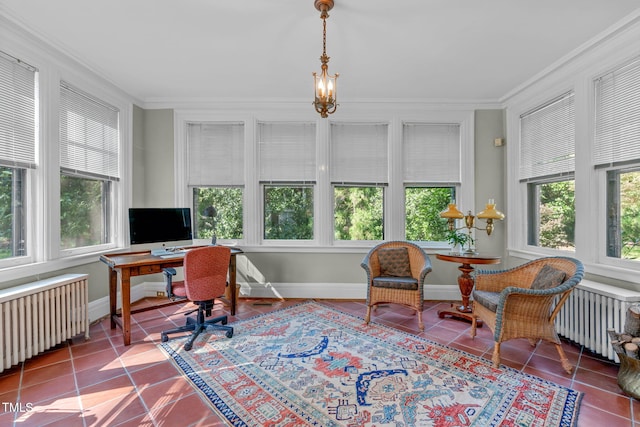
{"left": 160, "top": 246, "right": 233, "bottom": 350}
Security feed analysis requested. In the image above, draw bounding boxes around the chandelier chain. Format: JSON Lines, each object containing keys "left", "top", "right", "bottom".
{"left": 322, "top": 17, "right": 327, "bottom": 56}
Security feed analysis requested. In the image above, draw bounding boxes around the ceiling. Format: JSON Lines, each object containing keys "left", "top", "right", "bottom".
{"left": 1, "top": 0, "right": 639, "bottom": 106}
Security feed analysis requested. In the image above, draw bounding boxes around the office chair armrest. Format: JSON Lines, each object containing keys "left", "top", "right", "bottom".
{"left": 163, "top": 267, "right": 177, "bottom": 276}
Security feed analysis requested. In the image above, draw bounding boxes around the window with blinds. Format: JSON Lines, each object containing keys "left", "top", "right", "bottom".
{"left": 520, "top": 92, "right": 575, "bottom": 182}
{"left": 402, "top": 123, "right": 461, "bottom": 184}
{"left": 0, "top": 51, "right": 35, "bottom": 260}
{"left": 258, "top": 122, "right": 316, "bottom": 183}
{"left": 59, "top": 82, "right": 120, "bottom": 250}
{"left": 519, "top": 92, "right": 576, "bottom": 250}
{"left": 330, "top": 122, "right": 388, "bottom": 185}
{"left": 330, "top": 123, "right": 388, "bottom": 241}
{"left": 187, "top": 122, "right": 245, "bottom": 241}
{"left": 59, "top": 81, "right": 119, "bottom": 180}
{"left": 595, "top": 56, "right": 640, "bottom": 167}
{"left": 0, "top": 51, "right": 37, "bottom": 169}
{"left": 596, "top": 56, "right": 640, "bottom": 262}
{"left": 258, "top": 122, "right": 316, "bottom": 241}
{"left": 187, "top": 122, "right": 244, "bottom": 186}
{"left": 402, "top": 123, "right": 460, "bottom": 243}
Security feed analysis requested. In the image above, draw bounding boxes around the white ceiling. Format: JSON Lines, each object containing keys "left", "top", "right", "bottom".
{"left": 1, "top": 0, "right": 639, "bottom": 105}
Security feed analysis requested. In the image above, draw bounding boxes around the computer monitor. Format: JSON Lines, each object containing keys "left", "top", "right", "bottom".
{"left": 128, "top": 208, "right": 193, "bottom": 249}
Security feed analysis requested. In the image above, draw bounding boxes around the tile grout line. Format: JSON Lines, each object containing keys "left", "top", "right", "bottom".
{"left": 68, "top": 340, "right": 88, "bottom": 427}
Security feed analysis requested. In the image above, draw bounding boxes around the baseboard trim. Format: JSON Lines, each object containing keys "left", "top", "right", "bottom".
{"left": 88, "top": 281, "right": 460, "bottom": 323}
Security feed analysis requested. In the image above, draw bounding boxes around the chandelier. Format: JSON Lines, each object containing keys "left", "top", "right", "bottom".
{"left": 312, "top": 0, "right": 339, "bottom": 118}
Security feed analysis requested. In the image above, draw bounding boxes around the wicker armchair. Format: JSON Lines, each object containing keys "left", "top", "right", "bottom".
{"left": 470, "top": 256, "right": 584, "bottom": 374}
{"left": 361, "top": 241, "right": 432, "bottom": 330}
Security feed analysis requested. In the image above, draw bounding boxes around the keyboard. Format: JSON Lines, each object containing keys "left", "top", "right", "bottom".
{"left": 159, "top": 252, "right": 186, "bottom": 259}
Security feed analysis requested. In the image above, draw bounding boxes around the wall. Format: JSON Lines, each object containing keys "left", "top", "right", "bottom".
{"left": 138, "top": 108, "right": 507, "bottom": 298}
{"left": 0, "top": 107, "right": 506, "bottom": 313}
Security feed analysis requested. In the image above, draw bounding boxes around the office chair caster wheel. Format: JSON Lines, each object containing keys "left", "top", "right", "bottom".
{"left": 161, "top": 333, "right": 168, "bottom": 342}
{"left": 226, "top": 330, "right": 233, "bottom": 338}
{"left": 184, "top": 342, "right": 192, "bottom": 351}
{"left": 222, "top": 318, "right": 228, "bottom": 325}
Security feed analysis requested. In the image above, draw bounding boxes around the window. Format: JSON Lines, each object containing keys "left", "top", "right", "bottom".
{"left": 595, "top": 56, "right": 640, "bottom": 263}
{"left": 193, "top": 187, "right": 243, "bottom": 241}
{"left": 0, "top": 51, "right": 37, "bottom": 261}
{"left": 402, "top": 123, "right": 461, "bottom": 243}
{"left": 187, "top": 122, "right": 245, "bottom": 242}
{"left": 264, "top": 185, "right": 314, "bottom": 240}
{"left": 334, "top": 186, "right": 383, "bottom": 240}
{"left": 405, "top": 187, "right": 453, "bottom": 241}
{"left": 60, "top": 174, "right": 110, "bottom": 249}
{"left": 59, "top": 81, "right": 119, "bottom": 251}
{"left": 175, "top": 111, "right": 472, "bottom": 248}
{"left": 0, "top": 167, "right": 26, "bottom": 259}
{"left": 258, "top": 122, "right": 316, "bottom": 241}
{"left": 331, "top": 123, "right": 388, "bottom": 241}
{"left": 520, "top": 92, "right": 576, "bottom": 250}
{"left": 606, "top": 168, "right": 640, "bottom": 260}
{"left": 527, "top": 179, "right": 575, "bottom": 249}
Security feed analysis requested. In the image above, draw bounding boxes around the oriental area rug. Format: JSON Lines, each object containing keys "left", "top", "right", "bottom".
{"left": 159, "top": 301, "right": 582, "bottom": 427}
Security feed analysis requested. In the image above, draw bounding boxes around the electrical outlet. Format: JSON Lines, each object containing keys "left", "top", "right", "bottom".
{"left": 156, "top": 291, "right": 165, "bottom": 297}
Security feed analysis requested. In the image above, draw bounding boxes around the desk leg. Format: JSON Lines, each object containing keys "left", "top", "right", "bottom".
{"left": 229, "top": 255, "right": 237, "bottom": 316}
{"left": 109, "top": 268, "right": 118, "bottom": 329}
{"left": 121, "top": 269, "right": 132, "bottom": 346}
{"left": 438, "top": 262, "right": 482, "bottom": 326}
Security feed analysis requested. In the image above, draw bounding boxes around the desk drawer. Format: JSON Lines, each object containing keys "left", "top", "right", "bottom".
{"left": 134, "top": 265, "right": 163, "bottom": 275}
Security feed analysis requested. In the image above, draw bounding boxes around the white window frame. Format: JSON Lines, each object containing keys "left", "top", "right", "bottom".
{"left": 505, "top": 20, "right": 640, "bottom": 284}
{"left": 57, "top": 81, "right": 122, "bottom": 257}
{"left": 329, "top": 120, "right": 389, "bottom": 246}
{"left": 0, "top": 28, "right": 132, "bottom": 281}
{"left": 175, "top": 109, "right": 474, "bottom": 251}
{"left": 0, "top": 50, "right": 37, "bottom": 269}
{"left": 401, "top": 121, "right": 465, "bottom": 248}
{"left": 519, "top": 91, "right": 576, "bottom": 253}
{"left": 507, "top": 86, "right": 578, "bottom": 258}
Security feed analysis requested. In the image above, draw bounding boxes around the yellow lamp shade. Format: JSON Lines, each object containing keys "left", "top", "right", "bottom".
{"left": 477, "top": 203, "right": 505, "bottom": 220}
{"left": 440, "top": 203, "right": 464, "bottom": 219}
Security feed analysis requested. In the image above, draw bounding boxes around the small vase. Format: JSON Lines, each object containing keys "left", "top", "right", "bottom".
{"left": 617, "top": 352, "right": 640, "bottom": 399}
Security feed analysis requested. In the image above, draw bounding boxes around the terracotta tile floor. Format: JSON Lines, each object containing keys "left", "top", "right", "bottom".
{"left": 0, "top": 298, "right": 636, "bottom": 426}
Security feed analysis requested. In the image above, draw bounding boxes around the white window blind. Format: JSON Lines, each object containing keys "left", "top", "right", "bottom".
{"left": 187, "top": 122, "right": 244, "bottom": 186}
{"left": 403, "top": 123, "right": 461, "bottom": 183}
{"left": 519, "top": 92, "right": 575, "bottom": 181}
{"left": 0, "top": 51, "right": 37, "bottom": 169}
{"left": 59, "top": 81, "right": 119, "bottom": 180}
{"left": 594, "top": 56, "right": 640, "bottom": 167}
{"left": 258, "top": 122, "right": 316, "bottom": 182}
{"left": 330, "top": 122, "right": 388, "bottom": 184}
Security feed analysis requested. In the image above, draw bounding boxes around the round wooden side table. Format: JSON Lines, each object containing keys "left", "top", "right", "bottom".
{"left": 436, "top": 252, "right": 501, "bottom": 325}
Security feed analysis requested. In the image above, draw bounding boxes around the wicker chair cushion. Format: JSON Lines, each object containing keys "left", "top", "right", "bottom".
{"left": 372, "top": 276, "right": 419, "bottom": 290}
{"left": 530, "top": 265, "right": 566, "bottom": 290}
{"left": 473, "top": 290, "right": 500, "bottom": 312}
{"left": 377, "top": 247, "right": 412, "bottom": 277}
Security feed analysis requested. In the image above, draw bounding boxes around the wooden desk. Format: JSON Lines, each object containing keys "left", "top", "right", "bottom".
{"left": 100, "top": 246, "right": 242, "bottom": 346}
{"left": 436, "top": 252, "right": 501, "bottom": 324}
